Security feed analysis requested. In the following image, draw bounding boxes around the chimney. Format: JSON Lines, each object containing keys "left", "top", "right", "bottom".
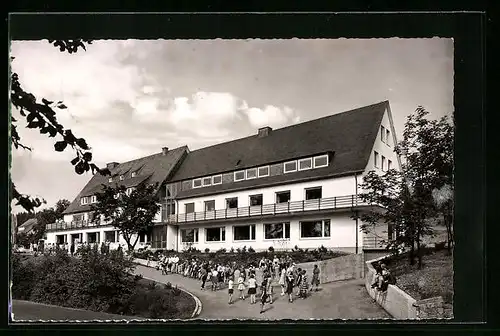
{"left": 258, "top": 126, "right": 273, "bottom": 138}
{"left": 162, "top": 147, "right": 169, "bottom": 155}
{"left": 106, "top": 162, "right": 119, "bottom": 170}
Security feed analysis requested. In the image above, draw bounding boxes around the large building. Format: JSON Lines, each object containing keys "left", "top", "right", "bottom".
{"left": 45, "top": 101, "right": 400, "bottom": 253}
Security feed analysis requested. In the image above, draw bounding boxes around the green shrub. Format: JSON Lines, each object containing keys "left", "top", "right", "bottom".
{"left": 248, "top": 246, "right": 255, "bottom": 253}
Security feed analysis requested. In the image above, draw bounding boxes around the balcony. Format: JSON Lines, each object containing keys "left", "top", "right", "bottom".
{"left": 169, "top": 194, "right": 373, "bottom": 224}
{"left": 45, "top": 220, "right": 107, "bottom": 232}
{"left": 362, "top": 236, "right": 388, "bottom": 250}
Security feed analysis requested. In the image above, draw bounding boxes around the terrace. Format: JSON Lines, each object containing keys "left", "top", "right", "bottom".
{"left": 169, "top": 194, "right": 376, "bottom": 224}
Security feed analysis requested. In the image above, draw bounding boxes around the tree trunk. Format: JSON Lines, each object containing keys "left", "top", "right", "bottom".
{"left": 416, "top": 225, "right": 423, "bottom": 270}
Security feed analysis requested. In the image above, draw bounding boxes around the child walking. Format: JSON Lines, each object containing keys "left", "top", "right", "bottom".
{"left": 228, "top": 276, "right": 234, "bottom": 304}
{"left": 260, "top": 277, "right": 269, "bottom": 314}
{"left": 279, "top": 268, "right": 286, "bottom": 296}
{"left": 247, "top": 274, "right": 257, "bottom": 304}
{"left": 237, "top": 274, "right": 246, "bottom": 300}
{"left": 299, "top": 270, "right": 308, "bottom": 299}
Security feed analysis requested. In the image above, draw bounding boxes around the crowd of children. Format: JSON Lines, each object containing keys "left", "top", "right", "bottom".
{"left": 155, "top": 253, "right": 321, "bottom": 314}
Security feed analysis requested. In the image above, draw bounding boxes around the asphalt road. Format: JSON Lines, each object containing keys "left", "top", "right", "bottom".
{"left": 11, "top": 300, "right": 145, "bottom": 322}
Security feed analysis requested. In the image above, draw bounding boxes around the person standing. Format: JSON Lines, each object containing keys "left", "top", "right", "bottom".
{"left": 200, "top": 266, "right": 208, "bottom": 290}
{"left": 70, "top": 243, "right": 75, "bottom": 256}
{"left": 311, "top": 264, "right": 320, "bottom": 291}
{"left": 228, "top": 276, "right": 234, "bottom": 304}
{"left": 295, "top": 268, "right": 303, "bottom": 296}
{"left": 285, "top": 271, "right": 294, "bottom": 303}
{"left": 260, "top": 277, "right": 269, "bottom": 314}
{"left": 233, "top": 267, "right": 241, "bottom": 287}
{"left": 299, "top": 270, "right": 308, "bottom": 299}
{"left": 237, "top": 273, "right": 246, "bottom": 300}
{"left": 279, "top": 268, "right": 286, "bottom": 296}
{"left": 266, "top": 272, "right": 274, "bottom": 304}
{"left": 248, "top": 274, "right": 257, "bottom": 304}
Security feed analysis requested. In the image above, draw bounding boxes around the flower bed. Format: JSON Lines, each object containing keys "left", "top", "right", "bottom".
{"left": 132, "top": 246, "right": 349, "bottom": 267}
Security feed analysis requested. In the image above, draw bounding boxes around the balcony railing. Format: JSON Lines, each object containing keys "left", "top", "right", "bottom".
{"left": 362, "top": 236, "right": 387, "bottom": 250}
{"left": 45, "top": 220, "right": 105, "bottom": 232}
{"left": 169, "top": 194, "right": 371, "bottom": 224}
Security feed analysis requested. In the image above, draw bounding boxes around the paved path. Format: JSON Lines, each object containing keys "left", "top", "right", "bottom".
{"left": 134, "top": 265, "right": 390, "bottom": 320}
{"left": 12, "top": 300, "right": 145, "bottom": 321}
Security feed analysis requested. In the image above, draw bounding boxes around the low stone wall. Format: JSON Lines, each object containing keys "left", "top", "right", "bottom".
{"left": 365, "top": 255, "right": 445, "bottom": 319}
{"left": 297, "top": 253, "right": 364, "bottom": 284}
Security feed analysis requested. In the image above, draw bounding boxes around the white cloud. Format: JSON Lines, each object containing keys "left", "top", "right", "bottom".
{"left": 244, "top": 104, "right": 300, "bottom": 128}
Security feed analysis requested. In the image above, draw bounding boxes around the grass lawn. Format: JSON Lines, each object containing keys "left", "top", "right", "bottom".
{"left": 384, "top": 249, "right": 453, "bottom": 318}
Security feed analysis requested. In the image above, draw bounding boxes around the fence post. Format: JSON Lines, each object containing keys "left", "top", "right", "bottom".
{"left": 302, "top": 200, "right": 305, "bottom": 212}
{"left": 273, "top": 203, "right": 276, "bottom": 214}
{"left": 334, "top": 197, "right": 337, "bottom": 208}
{"left": 288, "top": 201, "right": 290, "bottom": 213}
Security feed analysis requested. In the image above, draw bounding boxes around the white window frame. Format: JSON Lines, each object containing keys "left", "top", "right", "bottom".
{"left": 313, "top": 154, "right": 329, "bottom": 168}
{"left": 246, "top": 168, "right": 257, "bottom": 180}
{"left": 386, "top": 129, "right": 390, "bottom": 145}
{"left": 205, "top": 227, "right": 226, "bottom": 243}
{"left": 374, "top": 151, "right": 379, "bottom": 168}
{"left": 381, "top": 125, "right": 386, "bottom": 143}
{"left": 131, "top": 171, "right": 137, "bottom": 178}
{"left": 388, "top": 159, "right": 392, "bottom": 170}
{"left": 298, "top": 157, "right": 313, "bottom": 171}
{"left": 212, "top": 175, "right": 222, "bottom": 185}
{"left": 381, "top": 155, "right": 386, "bottom": 171}
{"left": 180, "top": 228, "right": 199, "bottom": 243}
{"left": 257, "top": 166, "right": 270, "bottom": 178}
{"left": 263, "top": 222, "right": 291, "bottom": 240}
{"left": 80, "top": 197, "right": 88, "bottom": 205}
{"left": 108, "top": 177, "right": 113, "bottom": 183}
{"left": 192, "top": 178, "right": 202, "bottom": 188}
{"left": 119, "top": 175, "right": 124, "bottom": 181}
{"left": 299, "top": 219, "right": 331, "bottom": 239}
{"left": 202, "top": 177, "right": 212, "bottom": 187}
{"left": 234, "top": 170, "right": 245, "bottom": 182}
{"left": 126, "top": 188, "right": 133, "bottom": 196}
{"left": 232, "top": 224, "right": 256, "bottom": 242}
{"left": 91, "top": 195, "right": 97, "bottom": 204}
{"left": 284, "top": 160, "right": 298, "bottom": 173}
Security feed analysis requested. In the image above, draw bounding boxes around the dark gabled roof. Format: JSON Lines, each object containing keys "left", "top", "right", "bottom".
{"left": 63, "top": 146, "right": 188, "bottom": 215}
{"left": 170, "top": 101, "right": 389, "bottom": 198}
{"left": 19, "top": 218, "right": 37, "bottom": 231}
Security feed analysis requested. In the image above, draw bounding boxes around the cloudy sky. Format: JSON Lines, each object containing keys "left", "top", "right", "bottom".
{"left": 10, "top": 38, "right": 453, "bottom": 213}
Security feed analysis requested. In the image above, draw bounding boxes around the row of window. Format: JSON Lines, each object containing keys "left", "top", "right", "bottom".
{"left": 184, "top": 187, "right": 323, "bottom": 213}
{"left": 374, "top": 151, "right": 392, "bottom": 171}
{"left": 80, "top": 195, "right": 97, "bottom": 205}
{"left": 80, "top": 187, "right": 135, "bottom": 205}
{"left": 180, "top": 220, "right": 331, "bottom": 243}
{"left": 108, "top": 171, "right": 139, "bottom": 183}
{"left": 56, "top": 230, "right": 150, "bottom": 244}
{"left": 191, "top": 154, "right": 329, "bottom": 189}
{"left": 381, "top": 125, "right": 391, "bottom": 145}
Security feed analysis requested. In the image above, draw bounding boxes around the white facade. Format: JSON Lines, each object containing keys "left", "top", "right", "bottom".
{"left": 45, "top": 225, "right": 151, "bottom": 251}
{"left": 177, "top": 175, "right": 357, "bottom": 215}
{"left": 171, "top": 212, "right": 365, "bottom": 254}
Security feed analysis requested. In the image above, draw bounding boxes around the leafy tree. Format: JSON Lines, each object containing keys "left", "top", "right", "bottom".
{"left": 91, "top": 183, "right": 161, "bottom": 251}
{"left": 10, "top": 39, "right": 110, "bottom": 213}
{"left": 397, "top": 107, "right": 454, "bottom": 252}
{"left": 357, "top": 106, "right": 453, "bottom": 268}
{"left": 14, "top": 198, "right": 71, "bottom": 247}
{"left": 54, "top": 199, "right": 71, "bottom": 220}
